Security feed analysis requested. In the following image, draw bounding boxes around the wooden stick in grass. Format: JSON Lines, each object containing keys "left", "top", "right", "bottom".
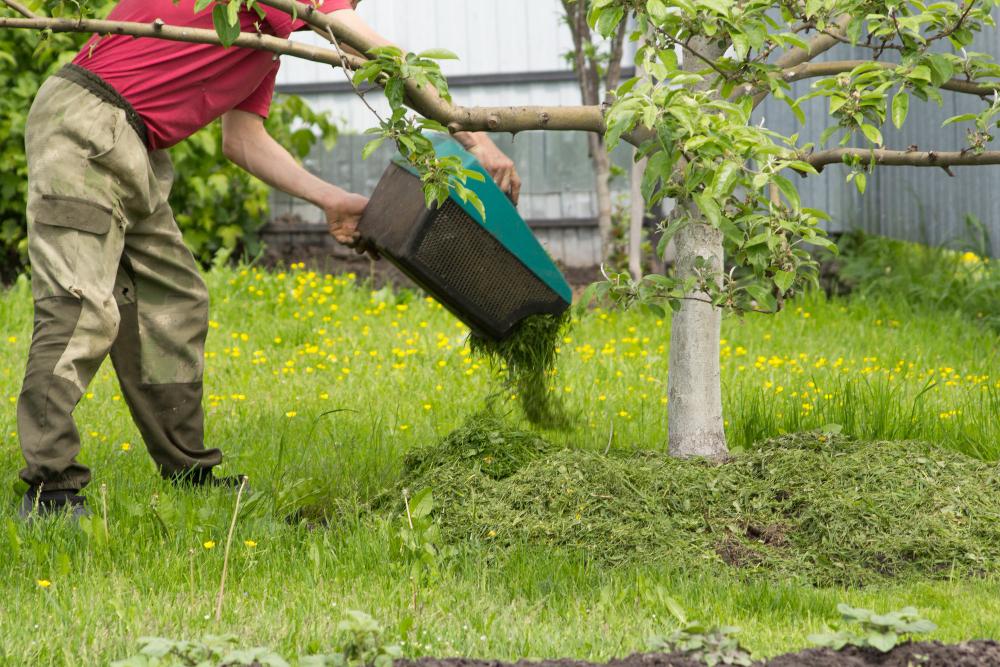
{"left": 215, "top": 476, "right": 249, "bottom": 622}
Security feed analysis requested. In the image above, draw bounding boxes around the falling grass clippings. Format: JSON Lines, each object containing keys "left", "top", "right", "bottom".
{"left": 469, "top": 312, "right": 572, "bottom": 429}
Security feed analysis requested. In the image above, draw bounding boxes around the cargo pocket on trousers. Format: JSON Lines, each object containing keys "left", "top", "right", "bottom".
{"left": 29, "top": 194, "right": 116, "bottom": 301}
{"left": 34, "top": 194, "right": 114, "bottom": 235}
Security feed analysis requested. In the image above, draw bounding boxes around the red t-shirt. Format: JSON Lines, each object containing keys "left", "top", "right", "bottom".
{"left": 73, "top": 0, "right": 352, "bottom": 150}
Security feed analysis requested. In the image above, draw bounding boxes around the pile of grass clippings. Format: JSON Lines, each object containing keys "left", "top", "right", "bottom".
{"left": 469, "top": 313, "right": 572, "bottom": 429}
{"left": 395, "top": 423, "right": 1000, "bottom": 586}
{"left": 402, "top": 413, "right": 552, "bottom": 481}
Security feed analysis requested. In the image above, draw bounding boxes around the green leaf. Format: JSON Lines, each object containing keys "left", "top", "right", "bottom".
{"left": 693, "top": 192, "right": 722, "bottom": 228}
{"left": 417, "top": 48, "right": 459, "bottom": 60}
{"left": 943, "top": 112, "right": 978, "bottom": 126}
{"left": 772, "top": 174, "right": 800, "bottom": 210}
{"left": 647, "top": 0, "right": 670, "bottom": 21}
{"left": 408, "top": 488, "right": 434, "bottom": 520}
{"left": 659, "top": 216, "right": 691, "bottom": 252}
{"left": 773, "top": 269, "right": 795, "bottom": 293}
{"left": 361, "top": 136, "right": 386, "bottom": 161}
{"left": 712, "top": 162, "right": 741, "bottom": 197}
{"left": 860, "top": 124, "right": 883, "bottom": 146}
{"left": 194, "top": 0, "right": 214, "bottom": 12}
{"left": 890, "top": 91, "right": 909, "bottom": 129}
{"left": 908, "top": 65, "right": 933, "bottom": 82}
{"left": 226, "top": 0, "right": 241, "bottom": 26}
{"left": 212, "top": 4, "right": 241, "bottom": 47}
{"left": 868, "top": 632, "right": 898, "bottom": 653}
{"left": 745, "top": 283, "right": 777, "bottom": 311}
{"left": 853, "top": 171, "right": 867, "bottom": 194}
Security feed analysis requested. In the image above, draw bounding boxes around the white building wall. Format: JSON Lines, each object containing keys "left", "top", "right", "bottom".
{"left": 279, "top": 0, "right": 575, "bottom": 85}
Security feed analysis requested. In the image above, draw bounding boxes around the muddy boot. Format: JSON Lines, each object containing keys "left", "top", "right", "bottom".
{"left": 18, "top": 487, "right": 90, "bottom": 523}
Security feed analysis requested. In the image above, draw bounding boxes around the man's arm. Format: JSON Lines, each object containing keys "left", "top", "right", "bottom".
{"left": 221, "top": 109, "right": 368, "bottom": 247}
{"left": 330, "top": 9, "right": 523, "bottom": 203}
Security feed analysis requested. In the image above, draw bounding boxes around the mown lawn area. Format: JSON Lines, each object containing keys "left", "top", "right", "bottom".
{"left": 1, "top": 258, "right": 998, "bottom": 665}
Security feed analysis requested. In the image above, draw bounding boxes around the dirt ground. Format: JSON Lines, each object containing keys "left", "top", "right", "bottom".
{"left": 399, "top": 642, "right": 1000, "bottom": 667}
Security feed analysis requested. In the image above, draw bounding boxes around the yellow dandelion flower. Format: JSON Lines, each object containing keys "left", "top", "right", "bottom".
{"left": 36, "top": 579, "right": 51, "bottom": 588}
{"left": 244, "top": 540, "right": 257, "bottom": 548}
{"left": 203, "top": 541, "right": 216, "bottom": 550}
{"left": 121, "top": 442, "right": 131, "bottom": 452}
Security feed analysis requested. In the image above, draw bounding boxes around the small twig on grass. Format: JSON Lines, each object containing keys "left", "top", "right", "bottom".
{"left": 215, "top": 476, "right": 249, "bottom": 622}
{"left": 189, "top": 548, "right": 197, "bottom": 606}
{"left": 100, "top": 483, "right": 109, "bottom": 537}
{"left": 604, "top": 423, "right": 615, "bottom": 456}
{"left": 402, "top": 489, "right": 418, "bottom": 610}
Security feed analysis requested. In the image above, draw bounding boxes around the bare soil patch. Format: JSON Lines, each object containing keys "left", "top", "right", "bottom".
{"left": 400, "top": 641, "right": 1000, "bottom": 667}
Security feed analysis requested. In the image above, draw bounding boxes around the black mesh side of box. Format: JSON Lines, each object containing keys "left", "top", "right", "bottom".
{"left": 411, "top": 200, "right": 559, "bottom": 330}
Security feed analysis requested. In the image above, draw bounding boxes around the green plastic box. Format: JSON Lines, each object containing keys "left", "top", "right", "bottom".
{"left": 358, "top": 135, "right": 572, "bottom": 341}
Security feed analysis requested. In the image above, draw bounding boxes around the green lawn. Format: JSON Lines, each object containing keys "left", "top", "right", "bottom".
{"left": 1, "top": 263, "right": 998, "bottom": 665}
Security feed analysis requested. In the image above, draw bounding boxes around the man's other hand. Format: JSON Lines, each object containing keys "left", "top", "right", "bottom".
{"left": 323, "top": 191, "right": 370, "bottom": 247}
{"left": 467, "top": 139, "right": 522, "bottom": 205}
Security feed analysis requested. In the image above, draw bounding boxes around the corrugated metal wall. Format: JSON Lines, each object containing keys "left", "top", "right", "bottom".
{"left": 755, "top": 40, "right": 1000, "bottom": 257}
{"left": 274, "top": 1, "right": 1000, "bottom": 259}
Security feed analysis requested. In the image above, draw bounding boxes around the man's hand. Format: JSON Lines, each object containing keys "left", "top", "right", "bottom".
{"left": 221, "top": 111, "right": 376, "bottom": 256}
{"left": 458, "top": 133, "right": 523, "bottom": 204}
{"left": 322, "top": 190, "right": 373, "bottom": 255}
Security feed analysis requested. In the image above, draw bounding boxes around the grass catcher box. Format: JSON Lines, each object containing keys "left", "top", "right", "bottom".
{"left": 358, "top": 135, "right": 572, "bottom": 341}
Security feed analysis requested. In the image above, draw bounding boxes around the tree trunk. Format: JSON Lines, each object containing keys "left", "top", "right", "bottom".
{"left": 591, "top": 134, "right": 615, "bottom": 260}
{"left": 667, "top": 37, "right": 729, "bottom": 459}
{"left": 667, "top": 220, "right": 727, "bottom": 459}
{"left": 628, "top": 152, "right": 646, "bottom": 280}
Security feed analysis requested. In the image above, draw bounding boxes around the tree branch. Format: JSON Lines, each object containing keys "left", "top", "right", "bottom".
{"left": 0, "top": 4, "right": 609, "bottom": 138}
{"left": 0, "top": 0, "right": 35, "bottom": 18}
{"left": 256, "top": 0, "right": 608, "bottom": 135}
{"left": 783, "top": 59, "right": 1000, "bottom": 97}
{"left": 806, "top": 147, "right": 1000, "bottom": 170}
{"left": 605, "top": 19, "right": 628, "bottom": 93}
{"left": 0, "top": 14, "right": 354, "bottom": 68}
{"left": 773, "top": 14, "right": 853, "bottom": 70}
{"left": 745, "top": 14, "right": 853, "bottom": 106}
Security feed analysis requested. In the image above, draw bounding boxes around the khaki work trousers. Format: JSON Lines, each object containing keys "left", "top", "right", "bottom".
{"left": 17, "top": 75, "right": 222, "bottom": 492}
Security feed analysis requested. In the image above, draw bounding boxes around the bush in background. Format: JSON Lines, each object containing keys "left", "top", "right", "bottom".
{"left": 0, "top": 5, "right": 338, "bottom": 281}
{"left": 829, "top": 223, "right": 999, "bottom": 332}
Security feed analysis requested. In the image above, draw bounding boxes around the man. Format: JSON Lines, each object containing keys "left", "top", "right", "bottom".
{"left": 17, "top": 0, "right": 522, "bottom": 518}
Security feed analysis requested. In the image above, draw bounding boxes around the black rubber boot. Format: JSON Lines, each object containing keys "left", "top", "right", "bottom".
{"left": 168, "top": 467, "right": 250, "bottom": 492}
{"left": 18, "top": 487, "right": 90, "bottom": 523}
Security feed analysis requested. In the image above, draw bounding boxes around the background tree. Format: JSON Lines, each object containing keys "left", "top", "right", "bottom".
{"left": 4, "top": 0, "right": 1000, "bottom": 459}
{"left": 561, "top": 0, "right": 628, "bottom": 260}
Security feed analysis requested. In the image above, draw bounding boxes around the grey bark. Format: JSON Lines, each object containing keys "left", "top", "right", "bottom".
{"left": 666, "top": 37, "right": 729, "bottom": 460}
{"left": 628, "top": 152, "right": 646, "bottom": 280}
{"left": 562, "top": 0, "right": 627, "bottom": 260}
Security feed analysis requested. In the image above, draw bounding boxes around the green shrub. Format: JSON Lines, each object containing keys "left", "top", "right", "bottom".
{"left": 829, "top": 226, "right": 999, "bottom": 331}
{"left": 0, "top": 5, "right": 338, "bottom": 279}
